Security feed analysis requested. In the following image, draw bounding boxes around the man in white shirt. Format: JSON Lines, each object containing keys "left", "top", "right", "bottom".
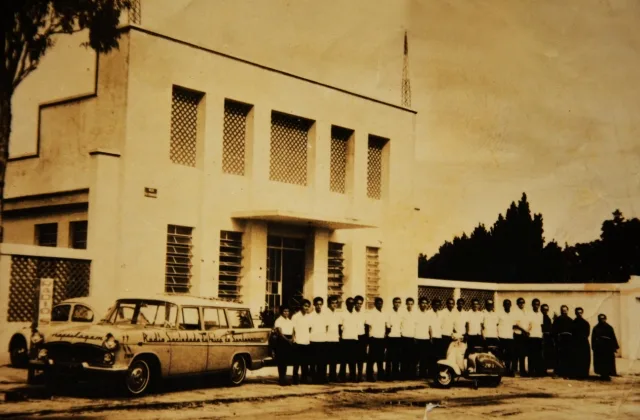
{"left": 353, "top": 295, "right": 367, "bottom": 382}
{"left": 308, "top": 296, "right": 328, "bottom": 383}
{"left": 527, "top": 298, "right": 544, "bottom": 377}
{"left": 292, "top": 299, "right": 312, "bottom": 384}
{"left": 386, "top": 297, "right": 403, "bottom": 381}
{"left": 415, "top": 297, "right": 432, "bottom": 378}
{"left": 401, "top": 297, "right": 418, "bottom": 379}
{"left": 483, "top": 299, "right": 500, "bottom": 355}
{"left": 325, "top": 296, "right": 342, "bottom": 382}
{"left": 439, "top": 298, "right": 456, "bottom": 359}
{"left": 466, "top": 298, "right": 484, "bottom": 355}
{"left": 365, "top": 297, "right": 386, "bottom": 381}
{"left": 498, "top": 299, "right": 515, "bottom": 376}
{"left": 454, "top": 298, "right": 469, "bottom": 337}
{"left": 274, "top": 306, "right": 294, "bottom": 386}
{"left": 338, "top": 297, "right": 358, "bottom": 382}
{"left": 513, "top": 297, "right": 529, "bottom": 376}
{"left": 429, "top": 299, "right": 444, "bottom": 375}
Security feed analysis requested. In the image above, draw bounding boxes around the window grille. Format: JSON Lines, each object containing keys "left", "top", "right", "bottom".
{"left": 129, "top": 0, "right": 142, "bottom": 24}
{"left": 330, "top": 126, "right": 351, "bottom": 193}
{"left": 165, "top": 225, "right": 193, "bottom": 293}
{"left": 367, "top": 135, "right": 387, "bottom": 200}
{"left": 170, "top": 86, "right": 203, "bottom": 167}
{"left": 328, "top": 242, "right": 345, "bottom": 306}
{"left": 218, "top": 231, "right": 243, "bottom": 301}
{"left": 69, "top": 221, "right": 88, "bottom": 250}
{"left": 418, "top": 286, "right": 455, "bottom": 307}
{"left": 365, "top": 247, "right": 380, "bottom": 309}
{"left": 269, "top": 112, "right": 313, "bottom": 186}
{"left": 35, "top": 223, "right": 58, "bottom": 247}
{"left": 223, "top": 100, "right": 252, "bottom": 175}
{"left": 460, "top": 289, "right": 496, "bottom": 311}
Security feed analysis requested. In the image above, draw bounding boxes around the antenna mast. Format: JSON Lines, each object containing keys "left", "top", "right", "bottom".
{"left": 401, "top": 31, "right": 412, "bottom": 108}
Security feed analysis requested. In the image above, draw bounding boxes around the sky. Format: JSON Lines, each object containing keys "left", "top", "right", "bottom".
{"left": 9, "top": 0, "right": 640, "bottom": 255}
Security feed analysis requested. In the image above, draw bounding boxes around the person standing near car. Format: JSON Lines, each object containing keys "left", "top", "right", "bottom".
{"left": 386, "top": 297, "right": 403, "bottom": 381}
{"left": 498, "top": 299, "right": 515, "bottom": 376}
{"left": 365, "top": 297, "right": 386, "bottom": 381}
{"left": 439, "top": 298, "right": 456, "bottom": 358}
{"left": 401, "top": 297, "right": 418, "bottom": 379}
{"left": 512, "top": 297, "right": 529, "bottom": 376}
{"left": 482, "top": 299, "right": 500, "bottom": 354}
{"left": 415, "top": 297, "right": 432, "bottom": 378}
{"left": 274, "top": 305, "right": 294, "bottom": 386}
{"left": 466, "top": 298, "right": 484, "bottom": 356}
{"left": 292, "top": 299, "right": 312, "bottom": 384}
{"left": 354, "top": 295, "right": 367, "bottom": 382}
{"left": 527, "top": 298, "right": 545, "bottom": 377}
{"left": 338, "top": 297, "right": 358, "bottom": 382}
{"left": 309, "top": 297, "right": 328, "bottom": 383}
{"left": 325, "top": 296, "right": 342, "bottom": 382}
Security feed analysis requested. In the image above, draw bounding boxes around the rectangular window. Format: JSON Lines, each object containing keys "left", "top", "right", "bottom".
{"left": 365, "top": 247, "right": 381, "bottom": 309}
{"left": 226, "top": 309, "right": 254, "bottom": 329}
{"left": 367, "top": 135, "right": 388, "bottom": 200}
{"left": 170, "top": 86, "right": 204, "bottom": 167}
{"left": 269, "top": 111, "right": 314, "bottom": 186}
{"left": 165, "top": 225, "right": 193, "bottom": 293}
{"left": 35, "top": 223, "right": 58, "bottom": 247}
{"left": 218, "top": 231, "right": 243, "bottom": 302}
{"left": 330, "top": 126, "right": 351, "bottom": 194}
{"left": 223, "top": 100, "right": 252, "bottom": 175}
{"left": 203, "top": 307, "right": 228, "bottom": 330}
{"left": 328, "top": 242, "right": 345, "bottom": 307}
{"left": 69, "top": 221, "right": 88, "bottom": 249}
{"left": 180, "top": 307, "right": 201, "bottom": 330}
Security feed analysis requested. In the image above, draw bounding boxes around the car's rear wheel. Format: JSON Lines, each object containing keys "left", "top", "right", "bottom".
{"left": 9, "top": 336, "right": 28, "bottom": 368}
{"left": 229, "top": 355, "right": 247, "bottom": 386}
{"left": 124, "top": 359, "right": 153, "bottom": 396}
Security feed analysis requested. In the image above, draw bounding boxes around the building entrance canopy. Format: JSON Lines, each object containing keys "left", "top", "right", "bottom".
{"left": 232, "top": 210, "right": 376, "bottom": 230}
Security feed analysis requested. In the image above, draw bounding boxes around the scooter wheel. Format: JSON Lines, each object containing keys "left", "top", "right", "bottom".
{"left": 435, "top": 366, "right": 454, "bottom": 388}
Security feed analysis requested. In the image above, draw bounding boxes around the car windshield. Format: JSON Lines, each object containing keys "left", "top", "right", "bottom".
{"left": 101, "top": 300, "right": 178, "bottom": 327}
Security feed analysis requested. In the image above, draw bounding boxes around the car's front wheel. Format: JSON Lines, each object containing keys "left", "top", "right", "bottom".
{"left": 435, "top": 366, "right": 454, "bottom": 388}
{"left": 229, "top": 355, "right": 247, "bottom": 386}
{"left": 124, "top": 359, "right": 153, "bottom": 396}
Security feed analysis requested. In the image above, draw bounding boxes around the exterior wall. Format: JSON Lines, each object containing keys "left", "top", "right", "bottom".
{"left": 3, "top": 208, "right": 88, "bottom": 247}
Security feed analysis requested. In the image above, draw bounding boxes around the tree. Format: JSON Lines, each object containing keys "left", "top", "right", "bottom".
{"left": 0, "top": 0, "right": 131, "bottom": 242}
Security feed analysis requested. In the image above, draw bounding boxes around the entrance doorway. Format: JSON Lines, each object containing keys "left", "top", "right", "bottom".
{"left": 266, "top": 236, "right": 306, "bottom": 311}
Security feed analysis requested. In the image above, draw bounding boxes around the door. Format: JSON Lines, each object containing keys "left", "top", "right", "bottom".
{"left": 266, "top": 236, "right": 306, "bottom": 311}
{"left": 203, "top": 307, "right": 234, "bottom": 371}
{"left": 166, "top": 306, "right": 207, "bottom": 375}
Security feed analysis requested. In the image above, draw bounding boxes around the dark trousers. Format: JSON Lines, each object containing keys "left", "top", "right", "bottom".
{"left": 416, "top": 339, "right": 432, "bottom": 378}
{"left": 513, "top": 334, "right": 528, "bottom": 375}
{"left": 385, "top": 337, "right": 402, "bottom": 380}
{"left": 528, "top": 337, "right": 544, "bottom": 376}
{"left": 356, "top": 335, "right": 367, "bottom": 380}
{"left": 310, "top": 341, "right": 327, "bottom": 382}
{"left": 401, "top": 337, "right": 418, "bottom": 379}
{"left": 338, "top": 339, "right": 358, "bottom": 381}
{"left": 366, "top": 337, "right": 385, "bottom": 380}
{"left": 499, "top": 338, "right": 514, "bottom": 375}
{"left": 485, "top": 337, "right": 500, "bottom": 354}
{"left": 440, "top": 335, "right": 452, "bottom": 358}
{"left": 466, "top": 334, "right": 483, "bottom": 357}
{"left": 325, "top": 341, "right": 339, "bottom": 381}
{"left": 276, "top": 335, "right": 293, "bottom": 384}
{"left": 292, "top": 343, "right": 311, "bottom": 383}
{"left": 555, "top": 333, "right": 573, "bottom": 377}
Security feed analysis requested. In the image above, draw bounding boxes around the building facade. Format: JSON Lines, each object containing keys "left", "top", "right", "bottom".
{"left": 3, "top": 25, "right": 418, "bottom": 318}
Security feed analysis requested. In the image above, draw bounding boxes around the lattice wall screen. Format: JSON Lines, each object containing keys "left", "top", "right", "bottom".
{"left": 269, "top": 112, "right": 313, "bottom": 186}
{"left": 165, "top": 225, "right": 193, "bottom": 293}
{"left": 367, "top": 136, "right": 387, "bottom": 199}
{"left": 327, "top": 242, "right": 345, "bottom": 306}
{"left": 365, "top": 247, "right": 381, "bottom": 309}
{"left": 223, "top": 100, "right": 251, "bottom": 175}
{"left": 129, "top": 0, "right": 142, "bottom": 24}
{"left": 218, "top": 231, "right": 243, "bottom": 301}
{"left": 460, "top": 288, "right": 496, "bottom": 310}
{"left": 330, "top": 127, "right": 350, "bottom": 193}
{"left": 8, "top": 256, "right": 91, "bottom": 322}
{"left": 418, "top": 286, "right": 455, "bottom": 307}
{"left": 170, "top": 87, "right": 203, "bottom": 167}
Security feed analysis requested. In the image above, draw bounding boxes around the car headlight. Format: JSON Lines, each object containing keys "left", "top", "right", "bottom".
{"left": 31, "top": 332, "right": 44, "bottom": 345}
{"left": 102, "top": 334, "right": 118, "bottom": 351}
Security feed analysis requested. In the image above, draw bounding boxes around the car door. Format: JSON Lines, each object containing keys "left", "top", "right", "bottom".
{"left": 166, "top": 306, "right": 207, "bottom": 375}
{"left": 203, "top": 307, "right": 235, "bottom": 371}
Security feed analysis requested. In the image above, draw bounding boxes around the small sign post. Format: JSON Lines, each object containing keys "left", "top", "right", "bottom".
{"left": 38, "top": 278, "right": 54, "bottom": 327}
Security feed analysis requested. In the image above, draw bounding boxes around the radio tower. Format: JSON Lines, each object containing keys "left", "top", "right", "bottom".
{"left": 401, "top": 31, "right": 412, "bottom": 107}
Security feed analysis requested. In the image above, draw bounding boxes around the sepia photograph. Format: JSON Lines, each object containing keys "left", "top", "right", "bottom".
{"left": 0, "top": 0, "right": 639, "bottom": 418}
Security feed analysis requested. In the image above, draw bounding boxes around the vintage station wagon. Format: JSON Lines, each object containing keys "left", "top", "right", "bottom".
{"left": 30, "top": 295, "right": 272, "bottom": 396}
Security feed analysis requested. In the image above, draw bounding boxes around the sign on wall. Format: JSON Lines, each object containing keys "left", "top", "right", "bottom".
{"left": 38, "top": 278, "right": 55, "bottom": 326}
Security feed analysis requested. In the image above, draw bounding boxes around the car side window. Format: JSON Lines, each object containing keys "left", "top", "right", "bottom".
{"left": 51, "top": 305, "right": 71, "bottom": 322}
{"left": 71, "top": 305, "right": 94, "bottom": 323}
{"left": 226, "top": 309, "right": 253, "bottom": 329}
{"left": 203, "top": 307, "right": 228, "bottom": 330}
{"left": 179, "top": 307, "right": 201, "bottom": 330}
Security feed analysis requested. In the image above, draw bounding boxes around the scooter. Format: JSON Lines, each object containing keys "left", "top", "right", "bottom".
{"left": 434, "top": 336, "right": 505, "bottom": 389}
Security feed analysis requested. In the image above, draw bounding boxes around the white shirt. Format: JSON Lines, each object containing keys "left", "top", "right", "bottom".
{"left": 340, "top": 310, "right": 360, "bottom": 340}
{"left": 467, "top": 310, "right": 483, "bottom": 336}
{"left": 353, "top": 310, "right": 366, "bottom": 336}
{"left": 308, "top": 311, "right": 328, "bottom": 342}
{"left": 453, "top": 310, "right": 469, "bottom": 334}
{"left": 513, "top": 307, "right": 527, "bottom": 335}
{"left": 483, "top": 311, "right": 500, "bottom": 338}
{"left": 325, "top": 310, "right": 341, "bottom": 342}
{"left": 401, "top": 310, "right": 418, "bottom": 338}
{"left": 415, "top": 310, "right": 432, "bottom": 340}
{"left": 429, "top": 310, "right": 442, "bottom": 338}
{"left": 366, "top": 309, "right": 387, "bottom": 338}
{"left": 497, "top": 310, "right": 514, "bottom": 339}
{"left": 292, "top": 312, "right": 311, "bottom": 345}
{"left": 274, "top": 316, "right": 294, "bottom": 335}
{"left": 528, "top": 310, "right": 544, "bottom": 338}
{"left": 440, "top": 309, "right": 456, "bottom": 336}
{"left": 387, "top": 310, "right": 403, "bottom": 338}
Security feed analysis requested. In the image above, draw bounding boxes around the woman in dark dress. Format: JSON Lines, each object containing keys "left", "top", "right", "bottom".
{"left": 571, "top": 307, "right": 591, "bottom": 379}
{"left": 591, "top": 314, "right": 619, "bottom": 380}
{"left": 552, "top": 305, "right": 573, "bottom": 377}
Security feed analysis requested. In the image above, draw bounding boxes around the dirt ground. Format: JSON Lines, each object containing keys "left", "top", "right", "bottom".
{"left": 19, "top": 373, "right": 640, "bottom": 420}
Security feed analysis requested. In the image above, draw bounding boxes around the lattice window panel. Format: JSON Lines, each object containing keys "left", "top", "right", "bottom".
{"left": 269, "top": 112, "right": 313, "bottom": 186}
{"left": 330, "top": 126, "right": 351, "bottom": 193}
{"left": 129, "top": 0, "right": 142, "bottom": 24}
{"left": 218, "top": 231, "right": 243, "bottom": 301}
{"left": 460, "top": 288, "right": 496, "bottom": 311}
{"left": 165, "top": 225, "right": 193, "bottom": 293}
{"left": 365, "top": 247, "right": 381, "bottom": 309}
{"left": 367, "top": 136, "right": 387, "bottom": 199}
{"left": 8, "top": 256, "right": 91, "bottom": 322}
{"left": 418, "top": 286, "right": 455, "bottom": 307}
{"left": 170, "top": 86, "right": 203, "bottom": 167}
{"left": 223, "top": 100, "right": 252, "bottom": 175}
{"left": 328, "top": 242, "right": 345, "bottom": 307}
